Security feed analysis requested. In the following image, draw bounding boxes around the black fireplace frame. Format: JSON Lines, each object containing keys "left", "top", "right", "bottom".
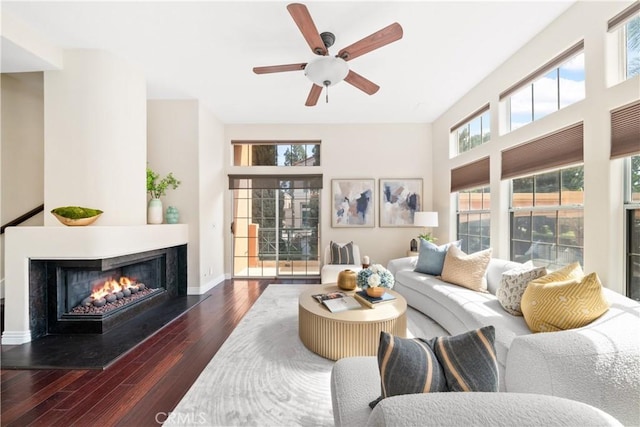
{"left": 29, "top": 244, "right": 187, "bottom": 338}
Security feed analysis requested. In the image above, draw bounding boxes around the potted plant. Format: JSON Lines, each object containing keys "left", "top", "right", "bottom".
{"left": 146, "top": 167, "right": 181, "bottom": 224}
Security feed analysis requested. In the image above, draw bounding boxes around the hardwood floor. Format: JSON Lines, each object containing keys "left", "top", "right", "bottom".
{"left": 1, "top": 279, "right": 316, "bottom": 427}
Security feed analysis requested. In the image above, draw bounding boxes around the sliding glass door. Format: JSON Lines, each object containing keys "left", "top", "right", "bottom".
{"left": 231, "top": 175, "right": 321, "bottom": 278}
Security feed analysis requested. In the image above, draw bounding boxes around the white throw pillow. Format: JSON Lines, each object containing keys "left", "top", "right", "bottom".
{"left": 496, "top": 261, "right": 547, "bottom": 316}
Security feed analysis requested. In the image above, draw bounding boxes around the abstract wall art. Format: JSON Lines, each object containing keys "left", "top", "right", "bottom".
{"left": 331, "top": 179, "right": 375, "bottom": 227}
{"left": 379, "top": 178, "right": 422, "bottom": 227}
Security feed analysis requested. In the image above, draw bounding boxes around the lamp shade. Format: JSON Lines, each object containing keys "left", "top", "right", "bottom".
{"left": 414, "top": 211, "right": 438, "bottom": 227}
{"left": 304, "top": 56, "right": 349, "bottom": 87}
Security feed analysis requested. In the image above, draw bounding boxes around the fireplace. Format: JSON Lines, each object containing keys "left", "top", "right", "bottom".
{"left": 29, "top": 245, "right": 187, "bottom": 337}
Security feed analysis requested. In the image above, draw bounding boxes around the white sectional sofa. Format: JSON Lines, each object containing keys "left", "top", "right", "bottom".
{"left": 330, "top": 256, "right": 640, "bottom": 426}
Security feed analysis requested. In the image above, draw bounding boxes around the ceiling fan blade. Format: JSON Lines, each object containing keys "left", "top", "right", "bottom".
{"left": 305, "top": 84, "right": 323, "bottom": 106}
{"left": 338, "top": 22, "right": 403, "bottom": 61}
{"left": 344, "top": 70, "right": 380, "bottom": 95}
{"left": 253, "top": 63, "right": 307, "bottom": 74}
{"left": 287, "top": 3, "right": 328, "bottom": 56}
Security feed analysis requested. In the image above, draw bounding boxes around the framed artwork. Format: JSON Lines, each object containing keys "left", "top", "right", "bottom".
{"left": 331, "top": 179, "right": 375, "bottom": 227}
{"left": 379, "top": 178, "right": 422, "bottom": 227}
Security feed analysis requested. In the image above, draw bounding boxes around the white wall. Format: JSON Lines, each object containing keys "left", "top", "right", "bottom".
{"left": 198, "top": 104, "right": 226, "bottom": 290}
{"left": 43, "top": 49, "right": 147, "bottom": 225}
{"left": 431, "top": 1, "right": 639, "bottom": 294}
{"left": 224, "top": 123, "right": 431, "bottom": 270}
{"left": 1, "top": 72, "right": 45, "bottom": 299}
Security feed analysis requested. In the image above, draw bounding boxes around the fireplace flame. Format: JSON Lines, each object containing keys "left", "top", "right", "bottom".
{"left": 91, "top": 276, "right": 136, "bottom": 300}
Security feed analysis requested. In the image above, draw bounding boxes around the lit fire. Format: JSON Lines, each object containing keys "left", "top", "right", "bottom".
{"left": 90, "top": 276, "right": 139, "bottom": 300}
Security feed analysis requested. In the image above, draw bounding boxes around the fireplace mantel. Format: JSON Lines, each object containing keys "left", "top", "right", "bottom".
{"left": 2, "top": 224, "right": 189, "bottom": 344}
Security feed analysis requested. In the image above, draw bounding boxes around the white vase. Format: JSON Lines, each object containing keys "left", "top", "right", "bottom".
{"left": 147, "top": 198, "right": 163, "bottom": 224}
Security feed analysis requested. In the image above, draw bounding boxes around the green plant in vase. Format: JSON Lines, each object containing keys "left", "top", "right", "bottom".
{"left": 146, "top": 167, "right": 181, "bottom": 224}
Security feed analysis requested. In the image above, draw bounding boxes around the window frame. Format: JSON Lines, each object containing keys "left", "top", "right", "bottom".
{"left": 508, "top": 166, "right": 585, "bottom": 269}
{"left": 456, "top": 186, "right": 491, "bottom": 254}
{"left": 624, "top": 155, "right": 640, "bottom": 300}
{"left": 450, "top": 103, "right": 491, "bottom": 155}
{"left": 500, "top": 41, "right": 585, "bottom": 133}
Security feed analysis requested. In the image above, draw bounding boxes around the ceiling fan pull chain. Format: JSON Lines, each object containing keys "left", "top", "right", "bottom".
{"left": 324, "top": 80, "right": 330, "bottom": 103}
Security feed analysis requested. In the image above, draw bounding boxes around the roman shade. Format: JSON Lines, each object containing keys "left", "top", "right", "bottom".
{"left": 450, "top": 103, "right": 490, "bottom": 133}
{"left": 228, "top": 174, "right": 323, "bottom": 189}
{"left": 499, "top": 40, "right": 584, "bottom": 101}
{"left": 610, "top": 100, "right": 640, "bottom": 159}
{"left": 607, "top": 1, "right": 640, "bottom": 32}
{"left": 450, "top": 157, "right": 490, "bottom": 193}
{"left": 501, "top": 122, "right": 583, "bottom": 180}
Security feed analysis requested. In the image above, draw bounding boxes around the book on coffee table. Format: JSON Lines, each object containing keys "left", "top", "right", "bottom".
{"left": 312, "top": 291, "right": 347, "bottom": 303}
{"left": 353, "top": 290, "right": 396, "bottom": 309}
{"left": 321, "top": 296, "right": 362, "bottom": 313}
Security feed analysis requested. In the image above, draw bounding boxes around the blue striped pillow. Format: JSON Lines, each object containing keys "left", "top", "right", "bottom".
{"left": 370, "top": 333, "right": 447, "bottom": 408}
{"left": 433, "top": 326, "right": 499, "bottom": 392}
{"left": 330, "top": 241, "right": 355, "bottom": 264}
{"left": 370, "top": 326, "right": 498, "bottom": 408}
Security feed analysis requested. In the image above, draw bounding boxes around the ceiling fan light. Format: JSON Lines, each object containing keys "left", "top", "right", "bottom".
{"left": 304, "top": 56, "right": 349, "bottom": 87}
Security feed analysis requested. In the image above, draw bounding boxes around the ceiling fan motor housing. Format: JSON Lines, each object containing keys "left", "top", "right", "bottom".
{"left": 320, "top": 32, "right": 335, "bottom": 48}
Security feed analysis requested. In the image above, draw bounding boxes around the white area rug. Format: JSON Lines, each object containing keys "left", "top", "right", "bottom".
{"left": 169, "top": 285, "right": 447, "bottom": 427}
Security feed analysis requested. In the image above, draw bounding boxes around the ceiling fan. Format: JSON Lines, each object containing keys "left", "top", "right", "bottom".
{"left": 253, "top": 3, "right": 403, "bottom": 106}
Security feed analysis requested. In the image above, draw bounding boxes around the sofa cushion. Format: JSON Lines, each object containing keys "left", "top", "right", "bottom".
{"left": 370, "top": 332, "right": 446, "bottom": 408}
{"left": 414, "top": 240, "right": 460, "bottom": 276}
{"left": 330, "top": 241, "right": 355, "bottom": 264}
{"left": 521, "top": 264, "right": 610, "bottom": 332}
{"left": 496, "top": 261, "right": 548, "bottom": 315}
{"left": 433, "top": 326, "right": 499, "bottom": 392}
{"left": 441, "top": 246, "right": 492, "bottom": 292}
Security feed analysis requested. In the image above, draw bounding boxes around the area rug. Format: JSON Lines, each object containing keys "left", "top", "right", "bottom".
{"left": 169, "top": 284, "right": 447, "bottom": 427}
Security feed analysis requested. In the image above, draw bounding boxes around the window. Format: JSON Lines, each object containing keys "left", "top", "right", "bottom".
{"left": 624, "top": 15, "right": 640, "bottom": 79}
{"left": 232, "top": 141, "right": 320, "bottom": 166}
{"left": 500, "top": 41, "right": 585, "bottom": 132}
{"left": 626, "top": 155, "right": 640, "bottom": 301}
{"left": 510, "top": 166, "right": 584, "bottom": 269}
{"left": 451, "top": 104, "right": 490, "bottom": 155}
{"left": 609, "top": 2, "right": 640, "bottom": 81}
{"left": 457, "top": 186, "right": 491, "bottom": 253}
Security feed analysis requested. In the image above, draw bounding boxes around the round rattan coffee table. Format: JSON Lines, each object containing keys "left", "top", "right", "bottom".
{"left": 298, "top": 284, "right": 407, "bottom": 361}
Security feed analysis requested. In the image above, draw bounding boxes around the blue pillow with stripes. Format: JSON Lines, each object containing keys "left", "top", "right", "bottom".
{"left": 370, "top": 326, "right": 498, "bottom": 408}
{"left": 330, "top": 241, "right": 355, "bottom": 264}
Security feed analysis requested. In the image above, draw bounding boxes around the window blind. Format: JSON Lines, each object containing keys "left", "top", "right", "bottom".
{"left": 230, "top": 140, "right": 321, "bottom": 145}
{"left": 450, "top": 157, "right": 490, "bottom": 193}
{"left": 501, "top": 122, "right": 583, "bottom": 180}
{"left": 610, "top": 100, "right": 640, "bottom": 159}
{"left": 228, "top": 174, "right": 323, "bottom": 190}
{"left": 450, "top": 103, "right": 490, "bottom": 133}
{"left": 499, "top": 40, "right": 584, "bottom": 101}
{"left": 607, "top": 1, "right": 640, "bottom": 32}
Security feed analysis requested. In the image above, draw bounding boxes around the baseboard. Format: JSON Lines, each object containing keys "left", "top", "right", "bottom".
{"left": 2, "top": 329, "right": 32, "bottom": 345}
{"left": 187, "top": 274, "right": 225, "bottom": 295}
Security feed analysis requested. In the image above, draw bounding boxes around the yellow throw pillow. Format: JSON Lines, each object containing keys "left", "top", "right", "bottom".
{"left": 521, "top": 264, "right": 610, "bottom": 333}
{"left": 440, "top": 246, "right": 492, "bottom": 292}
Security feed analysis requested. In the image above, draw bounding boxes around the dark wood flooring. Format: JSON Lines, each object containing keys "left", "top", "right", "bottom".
{"left": 0, "top": 279, "right": 316, "bottom": 426}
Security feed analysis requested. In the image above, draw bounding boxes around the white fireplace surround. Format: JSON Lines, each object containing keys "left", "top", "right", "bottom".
{"left": 2, "top": 224, "right": 188, "bottom": 345}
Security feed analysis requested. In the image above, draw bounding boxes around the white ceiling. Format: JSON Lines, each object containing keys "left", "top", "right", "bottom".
{"left": 2, "top": 1, "right": 576, "bottom": 124}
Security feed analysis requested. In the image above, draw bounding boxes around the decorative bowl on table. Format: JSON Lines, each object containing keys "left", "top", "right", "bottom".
{"left": 366, "top": 286, "right": 386, "bottom": 297}
{"left": 357, "top": 263, "right": 394, "bottom": 297}
{"left": 51, "top": 206, "right": 103, "bottom": 226}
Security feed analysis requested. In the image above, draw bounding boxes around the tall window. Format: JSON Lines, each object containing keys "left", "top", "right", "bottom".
{"left": 233, "top": 141, "right": 320, "bottom": 166}
{"left": 626, "top": 155, "right": 640, "bottom": 301}
{"left": 457, "top": 186, "right": 491, "bottom": 253}
{"left": 451, "top": 104, "right": 491, "bottom": 155}
{"left": 500, "top": 41, "right": 585, "bottom": 132}
{"left": 510, "top": 166, "right": 584, "bottom": 269}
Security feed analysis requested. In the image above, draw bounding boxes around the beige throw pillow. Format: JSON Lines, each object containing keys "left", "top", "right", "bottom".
{"left": 441, "top": 246, "right": 493, "bottom": 292}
